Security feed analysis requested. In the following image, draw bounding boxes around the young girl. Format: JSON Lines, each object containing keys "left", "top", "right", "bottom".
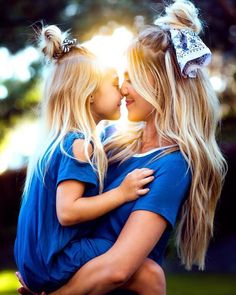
{"left": 14, "top": 25, "right": 155, "bottom": 293}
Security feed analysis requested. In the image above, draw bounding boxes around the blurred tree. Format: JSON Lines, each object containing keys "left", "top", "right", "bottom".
{"left": 0, "top": 0, "right": 236, "bottom": 147}
{"left": 0, "top": 0, "right": 68, "bottom": 53}
{"left": 1, "top": 0, "right": 236, "bottom": 52}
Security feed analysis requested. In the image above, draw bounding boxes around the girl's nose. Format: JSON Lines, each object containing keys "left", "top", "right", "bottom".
{"left": 120, "top": 82, "right": 128, "bottom": 96}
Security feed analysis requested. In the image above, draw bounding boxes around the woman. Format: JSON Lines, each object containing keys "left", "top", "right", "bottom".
{"left": 18, "top": 1, "right": 226, "bottom": 294}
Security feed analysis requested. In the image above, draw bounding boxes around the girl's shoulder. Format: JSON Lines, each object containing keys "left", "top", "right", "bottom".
{"left": 62, "top": 131, "right": 86, "bottom": 149}
{"left": 64, "top": 130, "right": 85, "bottom": 142}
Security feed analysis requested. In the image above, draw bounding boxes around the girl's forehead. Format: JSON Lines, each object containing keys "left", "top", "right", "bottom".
{"left": 104, "top": 67, "right": 118, "bottom": 79}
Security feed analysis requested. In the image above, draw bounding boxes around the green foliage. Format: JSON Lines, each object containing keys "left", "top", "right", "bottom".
{"left": 0, "top": 270, "right": 19, "bottom": 294}
{"left": 167, "top": 273, "right": 236, "bottom": 295}
{"left": 0, "top": 0, "right": 68, "bottom": 53}
{"left": 0, "top": 62, "right": 41, "bottom": 145}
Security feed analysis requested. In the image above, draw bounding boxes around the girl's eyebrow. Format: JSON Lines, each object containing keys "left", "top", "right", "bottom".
{"left": 113, "top": 77, "right": 120, "bottom": 86}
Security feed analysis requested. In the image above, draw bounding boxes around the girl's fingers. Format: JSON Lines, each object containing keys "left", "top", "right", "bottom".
{"left": 139, "top": 169, "right": 154, "bottom": 178}
{"left": 137, "top": 188, "right": 150, "bottom": 195}
{"left": 140, "top": 176, "right": 154, "bottom": 186}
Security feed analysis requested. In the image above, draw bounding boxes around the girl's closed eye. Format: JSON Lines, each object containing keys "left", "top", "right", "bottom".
{"left": 112, "top": 77, "right": 120, "bottom": 88}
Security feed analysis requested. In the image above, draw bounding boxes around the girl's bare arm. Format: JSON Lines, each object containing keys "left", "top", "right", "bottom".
{"left": 56, "top": 139, "right": 154, "bottom": 226}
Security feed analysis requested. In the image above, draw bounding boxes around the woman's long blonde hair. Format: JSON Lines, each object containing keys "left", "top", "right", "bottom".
{"left": 105, "top": 0, "right": 227, "bottom": 270}
{"left": 24, "top": 25, "right": 107, "bottom": 194}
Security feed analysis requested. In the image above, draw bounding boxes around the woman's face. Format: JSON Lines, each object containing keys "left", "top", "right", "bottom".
{"left": 91, "top": 69, "right": 122, "bottom": 122}
{"left": 121, "top": 72, "right": 155, "bottom": 122}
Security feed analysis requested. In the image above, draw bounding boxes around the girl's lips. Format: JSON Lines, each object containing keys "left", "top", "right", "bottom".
{"left": 126, "top": 100, "right": 134, "bottom": 106}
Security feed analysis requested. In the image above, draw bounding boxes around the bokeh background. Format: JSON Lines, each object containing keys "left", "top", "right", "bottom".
{"left": 0, "top": 0, "right": 236, "bottom": 294}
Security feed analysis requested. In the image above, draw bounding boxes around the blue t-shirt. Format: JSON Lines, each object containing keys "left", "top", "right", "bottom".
{"left": 90, "top": 146, "right": 191, "bottom": 265}
{"left": 14, "top": 132, "right": 99, "bottom": 291}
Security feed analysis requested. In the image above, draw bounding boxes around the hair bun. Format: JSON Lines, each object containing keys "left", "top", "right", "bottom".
{"left": 39, "top": 25, "right": 66, "bottom": 60}
{"left": 156, "top": 0, "right": 202, "bottom": 34}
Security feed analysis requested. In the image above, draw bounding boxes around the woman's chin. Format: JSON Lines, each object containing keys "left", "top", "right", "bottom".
{"left": 127, "top": 114, "right": 139, "bottom": 122}
{"left": 107, "top": 112, "right": 121, "bottom": 121}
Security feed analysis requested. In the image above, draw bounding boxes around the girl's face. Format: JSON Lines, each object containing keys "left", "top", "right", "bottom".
{"left": 121, "top": 72, "right": 155, "bottom": 122}
{"left": 91, "top": 69, "right": 122, "bottom": 123}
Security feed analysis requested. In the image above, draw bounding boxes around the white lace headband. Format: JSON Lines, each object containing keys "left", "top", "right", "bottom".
{"left": 169, "top": 28, "right": 212, "bottom": 78}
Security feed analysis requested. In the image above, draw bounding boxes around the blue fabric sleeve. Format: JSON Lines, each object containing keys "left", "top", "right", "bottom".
{"left": 56, "top": 132, "right": 98, "bottom": 187}
{"left": 132, "top": 153, "right": 191, "bottom": 228}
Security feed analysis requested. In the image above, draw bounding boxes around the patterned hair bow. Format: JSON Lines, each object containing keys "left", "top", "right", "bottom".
{"left": 169, "top": 28, "right": 211, "bottom": 78}
{"left": 52, "top": 37, "right": 77, "bottom": 59}
{"left": 61, "top": 38, "right": 77, "bottom": 53}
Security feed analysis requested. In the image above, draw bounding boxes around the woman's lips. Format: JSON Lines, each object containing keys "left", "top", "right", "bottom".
{"left": 126, "top": 99, "right": 134, "bottom": 106}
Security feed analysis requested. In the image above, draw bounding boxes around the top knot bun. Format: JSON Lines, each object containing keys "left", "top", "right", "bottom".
{"left": 39, "top": 25, "right": 67, "bottom": 60}
{"left": 155, "top": 0, "right": 202, "bottom": 34}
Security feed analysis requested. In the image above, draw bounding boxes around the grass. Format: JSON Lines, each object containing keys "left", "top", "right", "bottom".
{"left": 167, "top": 273, "right": 236, "bottom": 295}
{"left": 0, "top": 270, "right": 20, "bottom": 295}
{"left": 0, "top": 270, "right": 236, "bottom": 295}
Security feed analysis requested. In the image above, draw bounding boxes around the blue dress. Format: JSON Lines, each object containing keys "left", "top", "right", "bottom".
{"left": 14, "top": 132, "right": 103, "bottom": 292}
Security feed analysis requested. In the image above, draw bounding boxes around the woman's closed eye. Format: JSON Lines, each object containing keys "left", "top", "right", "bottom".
{"left": 124, "top": 72, "right": 132, "bottom": 84}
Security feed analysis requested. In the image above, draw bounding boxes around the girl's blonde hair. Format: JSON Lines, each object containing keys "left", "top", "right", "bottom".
{"left": 105, "top": 0, "right": 227, "bottom": 270}
{"left": 25, "top": 25, "right": 107, "bottom": 194}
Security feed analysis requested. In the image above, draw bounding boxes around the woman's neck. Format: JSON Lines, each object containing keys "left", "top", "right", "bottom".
{"left": 140, "top": 118, "right": 174, "bottom": 153}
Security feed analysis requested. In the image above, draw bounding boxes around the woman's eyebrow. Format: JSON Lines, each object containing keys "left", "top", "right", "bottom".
{"left": 124, "top": 71, "right": 129, "bottom": 79}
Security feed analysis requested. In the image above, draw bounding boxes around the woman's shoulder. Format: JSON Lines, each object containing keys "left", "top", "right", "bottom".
{"left": 157, "top": 148, "right": 187, "bottom": 163}
{"left": 100, "top": 124, "right": 117, "bottom": 143}
{"left": 151, "top": 149, "right": 191, "bottom": 177}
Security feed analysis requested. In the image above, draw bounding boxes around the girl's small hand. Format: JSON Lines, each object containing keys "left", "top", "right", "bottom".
{"left": 118, "top": 168, "right": 154, "bottom": 202}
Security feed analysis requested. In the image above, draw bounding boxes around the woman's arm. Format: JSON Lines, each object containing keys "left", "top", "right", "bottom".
{"left": 51, "top": 210, "right": 167, "bottom": 295}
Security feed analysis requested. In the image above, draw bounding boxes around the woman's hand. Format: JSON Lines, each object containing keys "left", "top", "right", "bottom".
{"left": 118, "top": 168, "right": 154, "bottom": 202}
